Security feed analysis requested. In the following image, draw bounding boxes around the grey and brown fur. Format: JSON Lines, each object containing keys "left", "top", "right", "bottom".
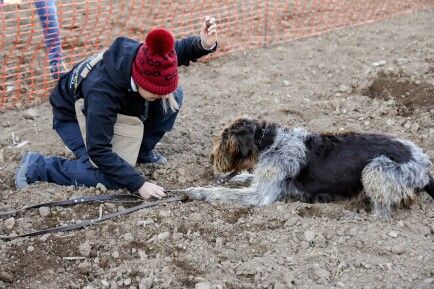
{"left": 186, "top": 117, "right": 434, "bottom": 218}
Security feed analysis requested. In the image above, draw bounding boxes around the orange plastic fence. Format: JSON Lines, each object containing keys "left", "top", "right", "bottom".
{"left": 1, "top": 0, "right": 433, "bottom": 110}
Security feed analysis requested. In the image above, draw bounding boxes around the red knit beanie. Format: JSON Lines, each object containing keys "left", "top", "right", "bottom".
{"left": 132, "top": 28, "right": 178, "bottom": 95}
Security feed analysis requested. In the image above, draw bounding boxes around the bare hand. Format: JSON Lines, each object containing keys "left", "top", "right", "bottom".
{"left": 200, "top": 16, "right": 217, "bottom": 50}
{"left": 138, "top": 182, "right": 166, "bottom": 200}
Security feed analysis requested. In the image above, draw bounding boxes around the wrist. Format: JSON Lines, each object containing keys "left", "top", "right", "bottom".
{"left": 200, "top": 39, "right": 216, "bottom": 51}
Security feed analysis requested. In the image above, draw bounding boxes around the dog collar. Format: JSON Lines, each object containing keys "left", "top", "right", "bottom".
{"left": 256, "top": 123, "right": 268, "bottom": 146}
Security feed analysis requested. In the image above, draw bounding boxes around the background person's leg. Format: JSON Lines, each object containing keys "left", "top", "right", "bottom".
{"left": 137, "top": 87, "right": 184, "bottom": 164}
{"left": 34, "top": 0, "right": 66, "bottom": 79}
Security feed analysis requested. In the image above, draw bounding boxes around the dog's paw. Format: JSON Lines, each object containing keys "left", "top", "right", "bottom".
{"left": 184, "top": 187, "right": 206, "bottom": 200}
{"left": 228, "top": 171, "right": 254, "bottom": 186}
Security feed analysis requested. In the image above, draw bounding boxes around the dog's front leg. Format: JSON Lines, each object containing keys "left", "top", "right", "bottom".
{"left": 186, "top": 172, "right": 286, "bottom": 207}
{"left": 227, "top": 171, "right": 254, "bottom": 186}
{"left": 185, "top": 185, "right": 273, "bottom": 206}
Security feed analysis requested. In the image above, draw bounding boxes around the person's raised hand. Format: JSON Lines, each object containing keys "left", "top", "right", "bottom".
{"left": 200, "top": 16, "right": 217, "bottom": 50}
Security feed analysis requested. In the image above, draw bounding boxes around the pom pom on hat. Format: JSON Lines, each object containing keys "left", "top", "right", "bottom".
{"left": 145, "top": 28, "right": 175, "bottom": 56}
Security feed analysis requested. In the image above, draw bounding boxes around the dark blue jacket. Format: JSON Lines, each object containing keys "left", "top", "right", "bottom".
{"left": 49, "top": 36, "right": 215, "bottom": 192}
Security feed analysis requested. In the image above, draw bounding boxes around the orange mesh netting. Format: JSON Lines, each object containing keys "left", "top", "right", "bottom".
{"left": 1, "top": 0, "right": 433, "bottom": 110}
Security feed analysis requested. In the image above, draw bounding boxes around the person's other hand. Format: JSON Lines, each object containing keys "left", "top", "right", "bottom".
{"left": 138, "top": 182, "right": 166, "bottom": 200}
{"left": 200, "top": 16, "right": 217, "bottom": 50}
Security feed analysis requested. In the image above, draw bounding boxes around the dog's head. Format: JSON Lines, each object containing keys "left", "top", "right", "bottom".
{"left": 211, "top": 117, "right": 261, "bottom": 173}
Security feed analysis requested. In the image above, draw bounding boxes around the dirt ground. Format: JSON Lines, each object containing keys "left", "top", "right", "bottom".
{"left": 0, "top": 8, "right": 433, "bottom": 289}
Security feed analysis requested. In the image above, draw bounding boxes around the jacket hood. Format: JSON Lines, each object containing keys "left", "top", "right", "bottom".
{"left": 103, "top": 36, "right": 142, "bottom": 89}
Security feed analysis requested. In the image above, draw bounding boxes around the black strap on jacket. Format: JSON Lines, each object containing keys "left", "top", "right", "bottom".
{"left": 70, "top": 51, "right": 105, "bottom": 100}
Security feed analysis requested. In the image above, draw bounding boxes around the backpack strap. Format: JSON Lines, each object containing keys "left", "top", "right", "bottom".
{"left": 70, "top": 51, "right": 105, "bottom": 99}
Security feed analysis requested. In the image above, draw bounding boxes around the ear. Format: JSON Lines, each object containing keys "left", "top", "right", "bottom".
{"left": 212, "top": 133, "right": 232, "bottom": 172}
{"left": 237, "top": 133, "right": 255, "bottom": 157}
{"left": 227, "top": 135, "right": 240, "bottom": 155}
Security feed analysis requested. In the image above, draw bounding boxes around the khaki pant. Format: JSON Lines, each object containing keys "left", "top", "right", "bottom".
{"left": 74, "top": 99, "right": 144, "bottom": 167}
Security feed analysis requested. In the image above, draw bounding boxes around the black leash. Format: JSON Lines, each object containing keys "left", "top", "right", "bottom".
{"left": 0, "top": 194, "right": 187, "bottom": 241}
{"left": 0, "top": 171, "right": 238, "bottom": 241}
{"left": 0, "top": 194, "right": 142, "bottom": 219}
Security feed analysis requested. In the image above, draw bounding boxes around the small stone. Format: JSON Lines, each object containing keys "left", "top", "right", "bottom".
{"left": 215, "top": 237, "right": 224, "bottom": 247}
{"left": 410, "top": 123, "right": 420, "bottom": 133}
{"left": 315, "top": 234, "right": 327, "bottom": 248}
{"left": 139, "top": 277, "right": 153, "bottom": 289}
{"left": 285, "top": 217, "right": 298, "bottom": 227}
{"left": 38, "top": 207, "right": 50, "bottom": 217}
{"left": 336, "top": 227, "right": 346, "bottom": 236}
{"left": 23, "top": 108, "right": 39, "bottom": 120}
{"left": 391, "top": 245, "right": 405, "bottom": 255}
{"left": 4, "top": 218, "right": 15, "bottom": 230}
{"left": 0, "top": 272, "right": 13, "bottom": 283}
{"left": 338, "top": 85, "right": 348, "bottom": 92}
{"left": 79, "top": 242, "right": 92, "bottom": 257}
{"left": 304, "top": 230, "right": 316, "bottom": 242}
{"left": 394, "top": 58, "right": 408, "bottom": 65}
{"left": 78, "top": 261, "right": 91, "bottom": 275}
{"left": 123, "top": 233, "right": 134, "bottom": 242}
{"left": 96, "top": 183, "right": 107, "bottom": 193}
{"left": 112, "top": 251, "right": 120, "bottom": 259}
{"left": 283, "top": 80, "right": 290, "bottom": 86}
{"left": 372, "top": 60, "right": 387, "bottom": 67}
{"left": 176, "top": 168, "right": 185, "bottom": 175}
{"left": 39, "top": 234, "right": 49, "bottom": 242}
{"left": 348, "top": 227, "right": 358, "bottom": 236}
{"left": 27, "top": 246, "right": 35, "bottom": 253}
{"left": 82, "top": 286, "right": 94, "bottom": 289}
{"left": 156, "top": 232, "right": 170, "bottom": 241}
{"left": 195, "top": 281, "right": 211, "bottom": 289}
{"left": 388, "top": 231, "right": 398, "bottom": 238}
{"left": 123, "top": 278, "right": 132, "bottom": 286}
{"left": 158, "top": 210, "right": 171, "bottom": 218}
{"left": 397, "top": 220, "right": 405, "bottom": 228}
{"left": 311, "top": 266, "right": 330, "bottom": 281}
{"left": 422, "top": 277, "right": 434, "bottom": 284}
{"left": 100, "top": 280, "right": 110, "bottom": 288}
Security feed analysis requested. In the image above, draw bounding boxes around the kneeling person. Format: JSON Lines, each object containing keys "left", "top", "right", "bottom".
{"left": 15, "top": 17, "right": 218, "bottom": 199}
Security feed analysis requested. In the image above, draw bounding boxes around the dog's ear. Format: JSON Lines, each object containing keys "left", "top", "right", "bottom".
{"left": 236, "top": 133, "right": 255, "bottom": 157}
{"left": 227, "top": 135, "right": 240, "bottom": 155}
{"left": 228, "top": 120, "right": 256, "bottom": 157}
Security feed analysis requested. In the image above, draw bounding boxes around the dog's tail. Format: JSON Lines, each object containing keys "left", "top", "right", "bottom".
{"left": 424, "top": 174, "right": 434, "bottom": 199}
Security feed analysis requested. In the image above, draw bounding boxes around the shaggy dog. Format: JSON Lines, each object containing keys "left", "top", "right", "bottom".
{"left": 186, "top": 117, "right": 434, "bottom": 218}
